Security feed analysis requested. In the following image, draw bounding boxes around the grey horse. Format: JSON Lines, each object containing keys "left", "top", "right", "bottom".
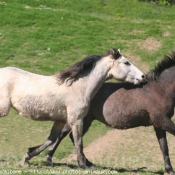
{"left": 0, "top": 49, "right": 145, "bottom": 167}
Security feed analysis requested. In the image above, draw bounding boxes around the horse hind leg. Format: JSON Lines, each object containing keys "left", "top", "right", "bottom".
{"left": 46, "top": 118, "right": 94, "bottom": 167}
{"left": 46, "top": 123, "right": 71, "bottom": 166}
{"left": 46, "top": 121, "right": 94, "bottom": 167}
{"left": 21, "top": 121, "right": 65, "bottom": 165}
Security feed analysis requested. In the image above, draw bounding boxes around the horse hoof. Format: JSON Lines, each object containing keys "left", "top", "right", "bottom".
{"left": 18, "top": 160, "right": 30, "bottom": 167}
{"left": 78, "top": 165, "right": 87, "bottom": 169}
{"left": 78, "top": 159, "right": 95, "bottom": 169}
{"left": 86, "top": 160, "right": 94, "bottom": 167}
{"left": 20, "top": 153, "right": 31, "bottom": 166}
{"left": 169, "top": 171, "right": 175, "bottom": 175}
{"left": 18, "top": 160, "right": 25, "bottom": 167}
{"left": 19, "top": 153, "right": 31, "bottom": 167}
{"left": 46, "top": 156, "right": 53, "bottom": 167}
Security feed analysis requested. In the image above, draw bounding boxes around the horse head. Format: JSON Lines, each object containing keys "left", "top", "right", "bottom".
{"left": 106, "top": 48, "right": 146, "bottom": 84}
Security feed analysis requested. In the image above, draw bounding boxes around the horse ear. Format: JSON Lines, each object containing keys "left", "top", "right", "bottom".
{"left": 109, "top": 49, "right": 115, "bottom": 59}
{"left": 108, "top": 48, "right": 121, "bottom": 60}
{"left": 109, "top": 48, "right": 121, "bottom": 59}
{"left": 109, "top": 48, "right": 115, "bottom": 57}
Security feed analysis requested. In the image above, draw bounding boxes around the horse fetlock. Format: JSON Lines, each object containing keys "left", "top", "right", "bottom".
{"left": 168, "top": 171, "right": 175, "bottom": 175}
{"left": 166, "top": 168, "right": 175, "bottom": 175}
{"left": 46, "top": 156, "right": 53, "bottom": 167}
{"left": 77, "top": 155, "right": 90, "bottom": 168}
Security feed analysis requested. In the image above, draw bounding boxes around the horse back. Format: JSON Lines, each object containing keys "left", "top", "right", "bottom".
{"left": 0, "top": 67, "right": 67, "bottom": 121}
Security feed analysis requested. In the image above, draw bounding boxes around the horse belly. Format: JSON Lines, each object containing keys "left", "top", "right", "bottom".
{"left": 12, "top": 95, "right": 67, "bottom": 121}
{"left": 104, "top": 110, "right": 151, "bottom": 129}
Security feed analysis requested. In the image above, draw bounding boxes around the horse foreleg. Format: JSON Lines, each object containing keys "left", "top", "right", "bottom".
{"left": 71, "top": 118, "right": 86, "bottom": 168}
{"left": 154, "top": 127, "right": 175, "bottom": 175}
{"left": 21, "top": 121, "right": 65, "bottom": 165}
{"left": 69, "top": 118, "right": 94, "bottom": 167}
{"left": 46, "top": 123, "right": 71, "bottom": 165}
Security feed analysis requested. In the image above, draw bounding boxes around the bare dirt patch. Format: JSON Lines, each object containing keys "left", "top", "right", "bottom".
{"left": 163, "top": 31, "right": 170, "bottom": 37}
{"left": 138, "top": 37, "right": 162, "bottom": 52}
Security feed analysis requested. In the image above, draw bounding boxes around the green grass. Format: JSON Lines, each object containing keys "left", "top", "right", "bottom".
{"left": 1, "top": 0, "right": 175, "bottom": 72}
{"left": 0, "top": 0, "right": 175, "bottom": 174}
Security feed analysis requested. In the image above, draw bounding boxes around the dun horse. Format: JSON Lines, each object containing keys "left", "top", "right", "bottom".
{"left": 0, "top": 49, "right": 145, "bottom": 167}
{"left": 30, "top": 51, "right": 175, "bottom": 174}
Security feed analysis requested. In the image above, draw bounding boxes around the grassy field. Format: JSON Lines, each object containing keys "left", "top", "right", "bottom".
{"left": 0, "top": 0, "right": 175, "bottom": 174}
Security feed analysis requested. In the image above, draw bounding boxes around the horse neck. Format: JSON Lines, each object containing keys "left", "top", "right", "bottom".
{"left": 158, "top": 67, "right": 175, "bottom": 98}
{"left": 82, "top": 57, "right": 111, "bottom": 101}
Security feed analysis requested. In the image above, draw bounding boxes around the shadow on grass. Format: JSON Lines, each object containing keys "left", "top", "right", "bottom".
{"left": 98, "top": 166, "right": 164, "bottom": 175}
{"left": 28, "top": 161, "right": 77, "bottom": 169}
{"left": 28, "top": 161, "right": 164, "bottom": 175}
{"left": 0, "top": 159, "right": 6, "bottom": 162}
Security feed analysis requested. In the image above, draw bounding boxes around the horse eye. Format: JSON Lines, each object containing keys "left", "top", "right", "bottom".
{"left": 124, "top": 61, "right": 130, "bottom": 66}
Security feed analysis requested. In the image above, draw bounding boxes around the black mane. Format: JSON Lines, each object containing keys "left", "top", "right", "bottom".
{"left": 57, "top": 48, "right": 121, "bottom": 85}
{"left": 57, "top": 55, "right": 102, "bottom": 84}
{"left": 147, "top": 51, "right": 175, "bottom": 80}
